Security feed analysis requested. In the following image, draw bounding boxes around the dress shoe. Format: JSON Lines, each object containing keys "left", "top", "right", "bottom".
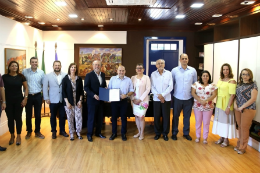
{"left": 16, "top": 136, "right": 21, "bottom": 145}
{"left": 87, "top": 136, "right": 93, "bottom": 142}
{"left": 60, "top": 131, "right": 69, "bottom": 137}
{"left": 0, "top": 146, "right": 6, "bottom": 151}
{"left": 163, "top": 135, "right": 168, "bottom": 141}
{"left": 154, "top": 135, "right": 160, "bottom": 140}
{"left": 122, "top": 134, "right": 127, "bottom": 141}
{"left": 109, "top": 134, "right": 117, "bottom": 140}
{"left": 9, "top": 134, "right": 15, "bottom": 145}
{"left": 95, "top": 134, "right": 106, "bottom": 138}
{"left": 183, "top": 135, "right": 192, "bottom": 141}
{"left": 171, "top": 135, "right": 177, "bottom": 140}
{"left": 25, "top": 132, "right": 31, "bottom": 139}
{"left": 35, "top": 132, "right": 45, "bottom": 139}
{"left": 52, "top": 132, "right": 57, "bottom": 139}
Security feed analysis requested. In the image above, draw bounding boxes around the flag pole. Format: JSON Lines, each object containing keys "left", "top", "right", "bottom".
{"left": 41, "top": 42, "right": 49, "bottom": 117}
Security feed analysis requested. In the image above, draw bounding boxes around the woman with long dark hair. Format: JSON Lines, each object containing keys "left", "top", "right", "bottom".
{"left": 234, "top": 68, "right": 258, "bottom": 154}
{"left": 191, "top": 70, "right": 217, "bottom": 144}
{"left": 62, "top": 63, "right": 84, "bottom": 140}
{"left": 2, "top": 61, "right": 28, "bottom": 145}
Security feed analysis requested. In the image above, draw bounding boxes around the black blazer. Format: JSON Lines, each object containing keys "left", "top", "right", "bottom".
{"left": 84, "top": 71, "right": 106, "bottom": 105}
{"left": 62, "top": 75, "right": 84, "bottom": 106}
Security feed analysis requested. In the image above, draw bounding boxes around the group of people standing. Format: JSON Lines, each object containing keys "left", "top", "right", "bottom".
{"left": 0, "top": 53, "right": 258, "bottom": 155}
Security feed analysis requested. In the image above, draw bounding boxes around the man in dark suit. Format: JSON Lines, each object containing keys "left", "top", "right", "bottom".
{"left": 84, "top": 60, "right": 107, "bottom": 142}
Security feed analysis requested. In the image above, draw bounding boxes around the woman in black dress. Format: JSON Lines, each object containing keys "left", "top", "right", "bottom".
{"left": 2, "top": 61, "right": 28, "bottom": 145}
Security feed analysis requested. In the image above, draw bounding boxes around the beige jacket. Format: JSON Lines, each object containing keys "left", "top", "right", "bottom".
{"left": 130, "top": 75, "right": 151, "bottom": 102}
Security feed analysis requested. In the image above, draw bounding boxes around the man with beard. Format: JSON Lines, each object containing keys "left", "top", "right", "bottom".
{"left": 22, "top": 57, "right": 45, "bottom": 139}
{"left": 43, "top": 61, "right": 69, "bottom": 139}
{"left": 84, "top": 60, "right": 107, "bottom": 142}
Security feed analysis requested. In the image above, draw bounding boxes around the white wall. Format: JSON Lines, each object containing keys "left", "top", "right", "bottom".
{"left": 204, "top": 44, "right": 214, "bottom": 79}
{"left": 0, "top": 15, "right": 43, "bottom": 135}
{"left": 43, "top": 31, "right": 127, "bottom": 74}
{"left": 213, "top": 40, "right": 238, "bottom": 84}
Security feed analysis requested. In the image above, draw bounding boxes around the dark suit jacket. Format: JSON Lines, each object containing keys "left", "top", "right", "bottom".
{"left": 84, "top": 71, "right": 106, "bottom": 105}
{"left": 62, "top": 75, "right": 84, "bottom": 106}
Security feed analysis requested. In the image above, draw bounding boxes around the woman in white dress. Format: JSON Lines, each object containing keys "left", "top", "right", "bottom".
{"left": 131, "top": 63, "right": 151, "bottom": 140}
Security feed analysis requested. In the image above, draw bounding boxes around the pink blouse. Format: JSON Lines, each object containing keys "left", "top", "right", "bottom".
{"left": 130, "top": 75, "right": 151, "bottom": 103}
{"left": 192, "top": 82, "right": 217, "bottom": 111}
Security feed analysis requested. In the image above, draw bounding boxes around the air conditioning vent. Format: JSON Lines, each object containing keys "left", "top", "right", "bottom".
{"left": 106, "top": 0, "right": 156, "bottom": 6}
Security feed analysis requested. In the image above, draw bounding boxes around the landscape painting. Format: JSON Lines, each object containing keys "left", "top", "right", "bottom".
{"left": 5, "top": 48, "right": 26, "bottom": 74}
{"left": 78, "top": 47, "right": 122, "bottom": 77}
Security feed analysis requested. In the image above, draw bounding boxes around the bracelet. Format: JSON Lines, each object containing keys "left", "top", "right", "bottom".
{"left": 25, "top": 96, "right": 28, "bottom": 98}
{"left": 2, "top": 101, "right": 6, "bottom": 104}
{"left": 227, "top": 106, "right": 230, "bottom": 108}
{"left": 79, "top": 100, "right": 82, "bottom": 102}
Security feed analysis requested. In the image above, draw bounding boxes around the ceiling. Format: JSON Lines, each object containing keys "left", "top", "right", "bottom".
{"left": 0, "top": 0, "right": 260, "bottom": 31}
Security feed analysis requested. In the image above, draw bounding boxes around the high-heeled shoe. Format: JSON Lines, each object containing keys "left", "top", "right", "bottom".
{"left": 195, "top": 138, "right": 200, "bottom": 143}
{"left": 9, "top": 134, "right": 15, "bottom": 145}
{"left": 215, "top": 137, "right": 224, "bottom": 144}
{"left": 139, "top": 135, "right": 144, "bottom": 140}
{"left": 133, "top": 133, "right": 140, "bottom": 138}
{"left": 16, "top": 136, "right": 21, "bottom": 145}
{"left": 70, "top": 134, "right": 74, "bottom": 141}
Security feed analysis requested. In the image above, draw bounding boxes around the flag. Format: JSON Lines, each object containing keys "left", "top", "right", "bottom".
{"left": 41, "top": 50, "right": 45, "bottom": 74}
{"left": 55, "top": 51, "right": 58, "bottom": 61}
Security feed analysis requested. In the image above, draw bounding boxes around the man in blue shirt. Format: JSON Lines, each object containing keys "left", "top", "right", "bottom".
{"left": 22, "top": 57, "right": 45, "bottom": 139}
{"left": 171, "top": 54, "right": 197, "bottom": 141}
{"left": 108, "top": 65, "right": 134, "bottom": 141}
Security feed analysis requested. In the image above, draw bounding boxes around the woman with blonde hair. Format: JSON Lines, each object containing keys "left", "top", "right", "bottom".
{"left": 212, "top": 63, "right": 236, "bottom": 147}
{"left": 234, "top": 68, "right": 258, "bottom": 154}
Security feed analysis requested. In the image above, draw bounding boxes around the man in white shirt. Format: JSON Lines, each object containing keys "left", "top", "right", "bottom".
{"left": 151, "top": 59, "right": 173, "bottom": 141}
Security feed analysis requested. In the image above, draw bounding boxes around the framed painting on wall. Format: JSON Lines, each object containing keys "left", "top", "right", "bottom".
{"left": 78, "top": 47, "right": 122, "bottom": 78}
{"left": 5, "top": 48, "right": 26, "bottom": 74}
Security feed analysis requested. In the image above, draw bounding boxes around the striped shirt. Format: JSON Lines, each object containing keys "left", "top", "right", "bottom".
{"left": 22, "top": 68, "right": 45, "bottom": 94}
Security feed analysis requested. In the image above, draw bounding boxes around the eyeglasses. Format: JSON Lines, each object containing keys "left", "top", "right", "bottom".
{"left": 156, "top": 63, "right": 164, "bottom": 65}
{"left": 136, "top": 68, "right": 143, "bottom": 70}
{"left": 242, "top": 74, "right": 250, "bottom": 76}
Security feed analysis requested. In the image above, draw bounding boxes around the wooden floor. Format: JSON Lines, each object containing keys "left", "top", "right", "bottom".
{"left": 0, "top": 111, "right": 259, "bottom": 173}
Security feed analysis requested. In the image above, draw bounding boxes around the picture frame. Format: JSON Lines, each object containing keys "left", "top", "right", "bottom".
{"left": 5, "top": 48, "right": 26, "bottom": 74}
{"left": 77, "top": 47, "right": 122, "bottom": 78}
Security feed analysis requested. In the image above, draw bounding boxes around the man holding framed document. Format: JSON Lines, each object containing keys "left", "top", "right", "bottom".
{"left": 108, "top": 65, "right": 134, "bottom": 141}
{"left": 84, "top": 60, "right": 107, "bottom": 142}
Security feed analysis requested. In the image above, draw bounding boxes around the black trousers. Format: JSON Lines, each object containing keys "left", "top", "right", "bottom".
{"left": 111, "top": 99, "right": 128, "bottom": 135}
{"left": 153, "top": 101, "right": 171, "bottom": 136}
{"left": 5, "top": 98, "right": 23, "bottom": 134}
{"left": 87, "top": 102, "right": 104, "bottom": 137}
{"left": 172, "top": 97, "right": 193, "bottom": 136}
{"left": 25, "top": 93, "right": 42, "bottom": 133}
{"left": 49, "top": 102, "right": 66, "bottom": 133}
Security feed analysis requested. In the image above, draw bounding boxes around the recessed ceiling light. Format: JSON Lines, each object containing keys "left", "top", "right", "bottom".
{"left": 190, "top": 3, "right": 204, "bottom": 8}
{"left": 55, "top": 1, "right": 67, "bottom": 6}
{"left": 81, "top": 18, "right": 84, "bottom": 21}
{"left": 176, "top": 15, "right": 185, "bottom": 19}
{"left": 241, "top": 1, "right": 255, "bottom": 5}
{"left": 228, "top": 15, "right": 238, "bottom": 18}
{"left": 110, "top": 18, "right": 113, "bottom": 21}
{"left": 195, "top": 22, "right": 203, "bottom": 25}
{"left": 98, "top": 25, "right": 104, "bottom": 27}
{"left": 24, "top": 22, "right": 30, "bottom": 25}
{"left": 151, "top": 37, "right": 158, "bottom": 39}
{"left": 56, "top": 18, "right": 60, "bottom": 21}
{"left": 138, "top": 18, "right": 141, "bottom": 21}
{"left": 38, "top": 22, "right": 45, "bottom": 25}
{"left": 69, "top": 14, "right": 78, "bottom": 18}
{"left": 25, "top": 16, "right": 33, "bottom": 18}
{"left": 207, "top": 23, "right": 215, "bottom": 26}
{"left": 212, "top": 14, "right": 222, "bottom": 17}
{"left": 52, "top": 25, "right": 58, "bottom": 27}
